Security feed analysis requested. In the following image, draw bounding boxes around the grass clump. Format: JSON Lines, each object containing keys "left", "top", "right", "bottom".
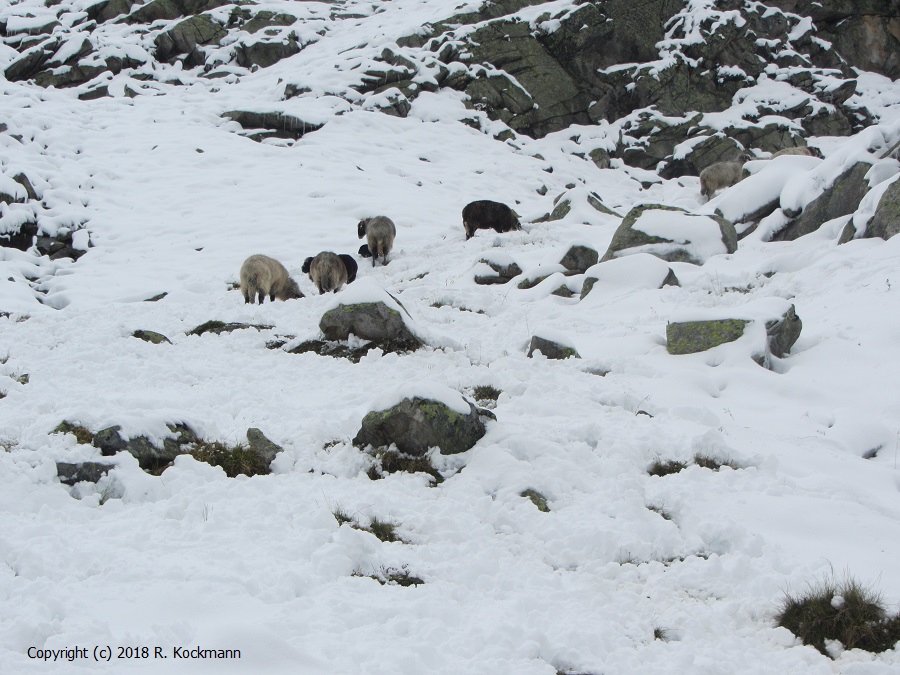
{"left": 472, "top": 385, "right": 502, "bottom": 403}
{"left": 52, "top": 421, "right": 95, "bottom": 445}
{"left": 647, "top": 503, "right": 673, "bottom": 521}
{"left": 353, "top": 566, "right": 424, "bottom": 586}
{"left": 653, "top": 626, "right": 673, "bottom": 642}
{"left": 647, "top": 459, "right": 688, "bottom": 477}
{"left": 332, "top": 509, "right": 405, "bottom": 544}
{"left": 775, "top": 574, "right": 900, "bottom": 657}
{"left": 693, "top": 453, "right": 740, "bottom": 471}
{"left": 367, "top": 449, "right": 444, "bottom": 484}
{"left": 189, "top": 440, "right": 269, "bottom": 477}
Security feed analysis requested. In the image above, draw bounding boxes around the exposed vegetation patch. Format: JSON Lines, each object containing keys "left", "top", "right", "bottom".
{"left": 188, "top": 440, "right": 270, "bottom": 477}
{"left": 353, "top": 566, "right": 424, "bottom": 586}
{"left": 775, "top": 575, "right": 900, "bottom": 657}
{"left": 472, "top": 384, "right": 502, "bottom": 404}
{"left": 188, "top": 320, "right": 273, "bottom": 336}
{"left": 647, "top": 458, "right": 688, "bottom": 477}
{"left": 332, "top": 508, "right": 405, "bottom": 543}
{"left": 653, "top": 626, "right": 674, "bottom": 642}
{"left": 52, "top": 421, "right": 95, "bottom": 445}
{"left": 647, "top": 503, "right": 673, "bottom": 521}
{"left": 366, "top": 449, "right": 445, "bottom": 484}
{"left": 693, "top": 454, "right": 742, "bottom": 471}
{"left": 520, "top": 488, "right": 550, "bottom": 512}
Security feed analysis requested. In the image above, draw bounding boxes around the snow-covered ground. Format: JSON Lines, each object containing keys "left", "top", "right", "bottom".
{"left": 2, "top": 1, "right": 900, "bottom": 673}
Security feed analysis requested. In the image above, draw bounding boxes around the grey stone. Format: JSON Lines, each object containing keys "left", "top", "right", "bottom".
{"left": 353, "top": 397, "right": 487, "bottom": 456}
{"left": 666, "top": 319, "right": 750, "bottom": 355}
{"left": 132, "top": 330, "right": 172, "bottom": 344}
{"left": 861, "top": 176, "right": 900, "bottom": 240}
{"left": 56, "top": 461, "right": 116, "bottom": 486}
{"left": 319, "top": 301, "right": 423, "bottom": 351}
{"left": 527, "top": 335, "right": 580, "bottom": 360}
{"left": 559, "top": 245, "right": 599, "bottom": 274}
{"left": 765, "top": 304, "right": 803, "bottom": 358}
{"left": 92, "top": 423, "right": 199, "bottom": 470}
{"left": 155, "top": 14, "right": 227, "bottom": 62}
{"left": 246, "top": 428, "right": 283, "bottom": 467}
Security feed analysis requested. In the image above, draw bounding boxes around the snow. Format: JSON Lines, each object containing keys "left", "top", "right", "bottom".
{"left": 1, "top": 0, "right": 900, "bottom": 673}
{"left": 629, "top": 209, "right": 731, "bottom": 262}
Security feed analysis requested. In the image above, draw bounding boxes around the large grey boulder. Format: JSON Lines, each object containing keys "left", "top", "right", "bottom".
{"left": 56, "top": 461, "right": 116, "bottom": 486}
{"left": 353, "top": 392, "right": 487, "bottom": 456}
{"left": 859, "top": 177, "right": 900, "bottom": 240}
{"left": 319, "top": 283, "right": 424, "bottom": 352}
{"left": 527, "top": 335, "right": 580, "bottom": 360}
{"left": 602, "top": 204, "right": 737, "bottom": 265}
{"left": 773, "top": 162, "right": 872, "bottom": 241}
{"left": 667, "top": 305, "right": 802, "bottom": 359}
{"left": 155, "top": 14, "right": 227, "bottom": 62}
{"left": 559, "top": 244, "right": 599, "bottom": 274}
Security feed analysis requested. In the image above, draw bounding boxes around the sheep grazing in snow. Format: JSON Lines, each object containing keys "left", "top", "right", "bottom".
{"left": 357, "top": 216, "right": 396, "bottom": 267}
{"left": 772, "top": 146, "right": 817, "bottom": 158}
{"left": 305, "top": 251, "right": 348, "bottom": 294}
{"left": 462, "top": 200, "right": 521, "bottom": 240}
{"left": 358, "top": 243, "right": 372, "bottom": 258}
{"left": 303, "top": 253, "right": 358, "bottom": 284}
{"left": 699, "top": 161, "right": 746, "bottom": 200}
{"left": 239, "top": 254, "right": 303, "bottom": 304}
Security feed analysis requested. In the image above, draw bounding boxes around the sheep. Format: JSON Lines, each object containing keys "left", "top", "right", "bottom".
{"left": 699, "top": 161, "right": 746, "bottom": 200}
{"left": 239, "top": 254, "right": 303, "bottom": 304}
{"left": 303, "top": 253, "right": 358, "bottom": 284}
{"left": 772, "top": 146, "right": 817, "bottom": 158}
{"left": 358, "top": 243, "right": 372, "bottom": 258}
{"left": 357, "top": 216, "right": 396, "bottom": 267}
{"left": 306, "top": 251, "right": 348, "bottom": 294}
{"left": 462, "top": 200, "right": 521, "bottom": 240}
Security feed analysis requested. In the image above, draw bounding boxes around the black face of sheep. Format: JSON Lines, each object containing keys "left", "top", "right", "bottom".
{"left": 339, "top": 254, "right": 358, "bottom": 283}
{"left": 462, "top": 200, "right": 521, "bottom": 240}
{"left": 357, "top": 216, "right": 396, "bottom": 267}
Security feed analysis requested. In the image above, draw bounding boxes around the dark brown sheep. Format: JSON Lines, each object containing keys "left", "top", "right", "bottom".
{"left": 462, "top": 200, "right": 521, "bottom": 240}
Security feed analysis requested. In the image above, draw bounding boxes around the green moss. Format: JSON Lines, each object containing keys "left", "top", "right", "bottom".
{"left": 189, "top": 440, "right": 270, "bottom": 477}
{"left": 520, "top": 488, "right": 550, "bottom": 512}
{"left": 52, "top": 421, "right": 95, "bottom": 445}
{"left": 648, "top": 459, "right": 687, "bottom": 477}
{"left": 666, "top": 319, "right": 749, "bottom": 355}
{"left": 472, "top": 385, "right": 502, "bottom": 402}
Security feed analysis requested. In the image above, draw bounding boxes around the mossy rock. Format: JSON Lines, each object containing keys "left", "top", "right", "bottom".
{"left": 666, "top": 319, "right": 749, "bottom": 355}
{"left": 319, "top": 301, "right": 423, "bottom": 351}
{"left": 92, "top": 423, "right": 199, "bottom": 471}
{"left": 188, "top": 320, "right": 272, "bottom": 336}
{"left": 52, "top": 421, "right": 95, "bottom": 445}
{"left": 602, "top": 204, "right": 738, "bottom": 265}
{"left": 132, "top": 329, "right": 172, "bottom": 344}
{"left": 559, "top": 244, "right": 599, "bottom": 274}
{"left": 353, "top": 397, "right": 487, "bottom": 456}
{"left": 520, "top": 488, "right": 549, "bottom": 512}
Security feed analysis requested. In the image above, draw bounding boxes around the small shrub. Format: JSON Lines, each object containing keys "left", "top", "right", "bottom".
{"left": 775, "top": 575, "right": 900, "bottom": 657}
{"left": 333, "top": 509, "right": 405, "bottom": 544}
{"left": 52, "top": 421, "right": 95, "bottom": 446}
{"left": 647, "top": 459, "right": 687, "bottom": 477}
{"left": 189, "top": 440, "right": 269, "bottom": 477}
{"left": 367, "top": 449, "right": 444, "bottom": 484}
{"left": 472, "top": 385, "right": 502, "bottom": 403}
{"left": 693, "top": 453, "right": 740, "bottom": 471}
{"left": 353, "top": 566, "right": 424, "bottom": 586}
{"left": 653, "top": 626, "right": 673, "bottom": 642}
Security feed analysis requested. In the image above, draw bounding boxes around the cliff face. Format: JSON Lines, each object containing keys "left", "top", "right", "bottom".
{"left": 0, "top": 0, "right": 895, "bottom": 180}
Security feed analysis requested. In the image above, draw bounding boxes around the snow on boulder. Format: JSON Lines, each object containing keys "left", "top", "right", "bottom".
{"left": 666, "top": 300, "right": 802, "bottom": 364}
{"left": 558, "top": 243, "right": 600, "bottom": 274}
{"left": 856, "top": 174, "right": 900, "bottom": 241}
{"left": 527, "top": 331, "right": 581, "bottom": 360}
{"left": 319, "top": 278, "right": 424, "bottom": 351}
{"left": 707, "top": 155, "right": 821, "bottom": 233}
{"left": 353, "top": 384, "right": 488, "bottom": 456}
{"left": 473, "top": 252, "right": 522, "bottom": 285}
{"left": 602, "top": 204, "right": 737, "bottom": 265}
{"left": 580, "top": 253, "right": 679, "bottom": 300}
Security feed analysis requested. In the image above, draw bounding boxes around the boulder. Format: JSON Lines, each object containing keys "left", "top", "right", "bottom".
{"left": 773, "top": 162, "right": 872, "bottom": 241}
{"left": 246, "top": 427, "right": 283, "bottom": 467}
{"left": 666, "top": 319, "right": 750, "bottom": 355}
{"left": 353, "top": 392, "right": 487, "bottom": 456}
{"left": 222, "top": 110, "right": 324, "bottom": 141}
{"left": 92, "top": 423, "right": 199, "bottom": 470}
{"left": 474, "top": 255, "right": 522, "bottom": 285}
{"left": 559, "top": 244, "right": 599, "bottom": 274}
{"left": 602, "top": 204, "right": 737, "bottom": 265}
{"left": 132, "top": 330, "right": 172, "bottom": 344}
{"left": 581, "top": 254, "right": 679, "bottom": 300}
{"left": 527, "top": 335, "right": 580, "bottom": 360}
{"left": 187, "top": 321, "right": 272, "bottom": 336}
{"left": 56, "top": 461, "right": 116, "bottom": 486}
{"left": 765, "top": 305, "right": 803, "bottom": 358}
{"left": 319, "top": 285, "right": 424, "bottom": 352}
{"left": 155, "top": 14, "right": 227, "bottom": 62}
{"left": 860, "top": 177, "right": 900, "bottom": 240}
